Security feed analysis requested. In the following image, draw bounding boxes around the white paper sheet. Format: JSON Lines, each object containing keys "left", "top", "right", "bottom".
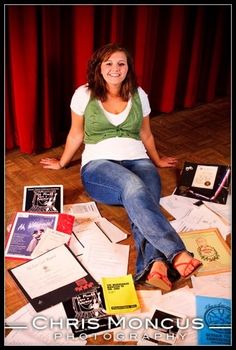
{"left": 150, "top": 287, "right": 197, "bottom": 346}
{"left": 79, "top": 241, "right": 130, "bottom": 283}
{"left": 204, "top": 193, "right": 231, "bottom": 225}
{"left": 136, "top": 290, "right": 162, "bottom": 313}
{"left": 160, "top": 193, "right": 231, "bottom": 225}
{"left": 73, "top": 220, "right": 113, "bottom": 247}
{"left": 95, "top": 217, "right": 128, "bottom": 243}
{"left": 68, "top": 232, "right": 85, "bottom": 256}
{"left": 63, "top": 201, "right": 101, "bottom": 219}
{"left": 170, "top": 204, "right": 230, "bottom": 239}
{"left": 191, "top": 272, "right": 232, "bottom": 299}
{"left": 31, "top": 227, "right": 70, "bottom": 258}
{"left": 160, "top": 194, "right": 196, "bottom": 219}
{"left": 137, "top": 307, "right": 187, "bottom": 346}
{"left": 192, "top": 165, "right": 218, "bottom": 189}
{"left": 5, "top": 303, "right": 86, "bottom": 346}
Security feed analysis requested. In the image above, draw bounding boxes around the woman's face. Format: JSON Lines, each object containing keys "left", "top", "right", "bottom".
{"left": 100, "top": 51, "right": 128, "bottom": 87}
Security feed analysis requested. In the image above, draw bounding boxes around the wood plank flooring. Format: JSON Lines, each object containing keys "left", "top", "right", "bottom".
{"left": 5, "top": 97, "right": 231, "bottom": 345}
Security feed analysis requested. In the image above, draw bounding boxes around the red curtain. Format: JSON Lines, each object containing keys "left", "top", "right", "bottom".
{"left": 5, "top": 5, "right": 231, "bottom": 154}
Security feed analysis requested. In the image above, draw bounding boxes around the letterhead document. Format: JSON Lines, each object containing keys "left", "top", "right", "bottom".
{"left": 8, "top": 244, "right": 98, "bottom": 312}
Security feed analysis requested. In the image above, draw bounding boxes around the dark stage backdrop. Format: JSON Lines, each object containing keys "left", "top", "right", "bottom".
{"left": 5, "top": 5, "right": 231, "bottom": 153}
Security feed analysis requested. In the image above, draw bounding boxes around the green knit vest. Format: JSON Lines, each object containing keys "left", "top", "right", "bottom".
{"left": 84, "top": 91, "right": 143, "bottom": 144}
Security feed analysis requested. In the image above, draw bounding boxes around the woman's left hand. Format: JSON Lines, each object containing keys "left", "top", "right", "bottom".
{"left": 40, "top": 158, "right": 63, "bottom": 170}
{"left": 157, "top": 157, "right": 178, "bottom": 168}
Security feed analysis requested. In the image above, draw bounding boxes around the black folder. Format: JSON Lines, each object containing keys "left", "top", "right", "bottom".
{"left": 8, "top": 244, "right": 98, "bottom": 312}
{"left": 174, "top": 161, "right": 231, "bottom": 204}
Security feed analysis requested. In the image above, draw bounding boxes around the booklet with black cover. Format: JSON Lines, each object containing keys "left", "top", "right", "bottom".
{"left": 63, "top": 285, "right": 120, "bottom": 337}
{"left": 22, "top": 185, "right": 63, "bottom": 213}
{"left": 8, "top": 244, "right": 99, "bottom": 312}
{"left": 138, "top": 308, "right": 186, "bottom": 345}
{"left": 174, "top": 162, "right": 231, "bottom": 204}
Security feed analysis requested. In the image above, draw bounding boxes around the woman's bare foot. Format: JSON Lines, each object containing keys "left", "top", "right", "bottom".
{"left": 173, "top": 251, "right": 202, "bottom": 278}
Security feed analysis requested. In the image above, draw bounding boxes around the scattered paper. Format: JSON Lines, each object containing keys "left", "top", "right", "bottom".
{"left": 170, "top": 204, "right": 230, "bottom": 239}
{"left": 5, "top": 303, "right": 87, "bottom": 346}
{"left": 95, "top": 217, "right": 127, "bottom": 243}
{"left": 191, "top": 272, "right": 231, "bottom": 299}
{"left": 63, "top": 201, "right": 101, "bottom": 219}
{"left": 31, "top": 227, "right": 71, "bottom": 258}
{"left": 80, "top": 241, "right": 129, "bottom": 283}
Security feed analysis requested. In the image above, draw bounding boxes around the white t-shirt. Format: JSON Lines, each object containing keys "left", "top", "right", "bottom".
{"left": 70, "top": 84, "right": 151, "bottom": 168}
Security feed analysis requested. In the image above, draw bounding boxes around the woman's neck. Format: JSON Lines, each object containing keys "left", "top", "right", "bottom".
{"left": 106, "top": 84, "right": 121, "bottom": 98}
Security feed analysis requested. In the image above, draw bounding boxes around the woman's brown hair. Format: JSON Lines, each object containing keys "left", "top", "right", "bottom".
{"left": 87, "top": 43, "right": 138, "bottom": 101}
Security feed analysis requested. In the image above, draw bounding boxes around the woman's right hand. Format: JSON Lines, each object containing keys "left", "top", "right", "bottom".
{"left": 40, "top": 158, "right": 63, "bottom": 170}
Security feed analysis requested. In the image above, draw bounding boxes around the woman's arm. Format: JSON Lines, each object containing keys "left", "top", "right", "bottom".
{"left": 140, "top": 116, "right": 178, "bottom": 168}
{"left": 40, "top": 111, "right": 84, "bottom": 169}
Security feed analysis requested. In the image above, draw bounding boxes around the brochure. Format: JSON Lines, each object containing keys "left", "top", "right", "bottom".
{"left": 5, "top": 212, "right": 74, "bottom": 260}
{"left": 22, "top": 185, "right": 63, "bottom": 213}
{"left": 63, "top": 285, "right": 120, "bottom": 337}
{"left": 101, "top": 274, "right": 140, "bottom": 314}
{"left": 196, "top": 295, "right": 231, "bottom": 345}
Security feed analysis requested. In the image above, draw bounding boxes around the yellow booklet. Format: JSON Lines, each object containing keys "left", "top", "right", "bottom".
{"left": 101, "top": 274, "right": 140, "bottom": 314}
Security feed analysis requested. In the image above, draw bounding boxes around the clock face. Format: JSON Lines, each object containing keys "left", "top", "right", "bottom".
{"left": 204, "top": 305, "right": 231, "bottom": 334}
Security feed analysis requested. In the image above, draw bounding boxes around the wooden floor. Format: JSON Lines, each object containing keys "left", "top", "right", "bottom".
{"left": 5, "top": 97, "right": 231, "bottom": 345}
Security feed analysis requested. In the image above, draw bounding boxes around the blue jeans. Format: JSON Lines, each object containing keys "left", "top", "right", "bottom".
{"left": 81, "top": 159, "right": 188, "bottom": 282}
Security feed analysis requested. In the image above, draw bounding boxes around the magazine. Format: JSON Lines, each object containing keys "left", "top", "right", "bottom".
{"left": 22, "top": 185, "right": 63, "bottom": 213}
{"left": 5, "top": 212, "right": 74, "bottom": 260}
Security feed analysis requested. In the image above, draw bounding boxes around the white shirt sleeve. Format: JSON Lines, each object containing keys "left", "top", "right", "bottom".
{"left": 70, "top": 84, "right": 91, "bottom": 116}
{"left": 137, "top": 87, "right": 151, "bottom": 116}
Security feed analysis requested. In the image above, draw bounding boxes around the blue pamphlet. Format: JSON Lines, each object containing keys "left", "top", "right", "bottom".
{"left": 196, "top": 295, "right": 231, "bottom": 345}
